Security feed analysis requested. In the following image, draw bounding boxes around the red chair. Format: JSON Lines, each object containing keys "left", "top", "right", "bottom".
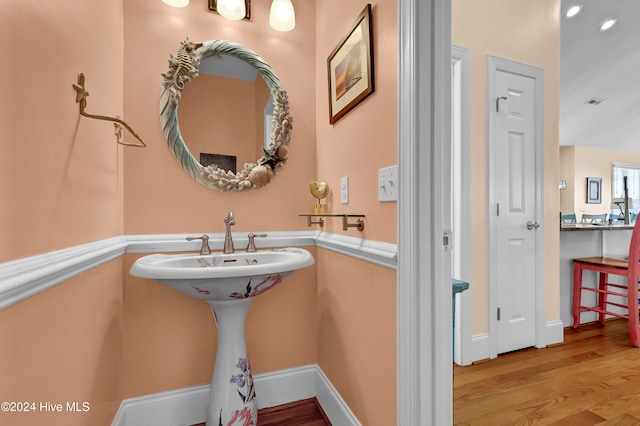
{"left": 572, "top": 219, "right": 640, "bottom": 346}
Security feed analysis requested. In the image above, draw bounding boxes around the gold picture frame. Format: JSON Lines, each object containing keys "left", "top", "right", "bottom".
{"left": 327, "top": 4, "right": 374, "bottom": 124}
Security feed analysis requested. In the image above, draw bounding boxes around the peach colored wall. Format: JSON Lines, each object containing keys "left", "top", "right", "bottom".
{"left": 316, "top": 249, "right": 396, "bottom": 426}
{"left": 121, "top": 0, "right": 321, "bottom": 399}
{"left": 0, "top": 259, "right": 123, "bottom": 426}
{"left": 0, "top": 1, "right": 125, "bottom": 425}
{"left": 122, "top": 251, "right": 317, "bottom": 398}
{"left": 453, "top": 0, "right": 562, "bottom": 333}
{"left": 561, "top": 146, "right": 640, "bottom": 220}
{"left": 180, "top": 74, "right": 257, "bottom": 169}
{"left": 122, "top": 0, "right": 317, "bottom": 235}
{"left": 315, "top": 2, "right": 398, "bottom": 244}
{"left": 0, "top": 1, "right": 124, "bottom": 262}
{"left": 2, "top": 1, "right": 399, "bottom": 424}
{"left": 315, "top": 2, "right": 397, "bottom": 424}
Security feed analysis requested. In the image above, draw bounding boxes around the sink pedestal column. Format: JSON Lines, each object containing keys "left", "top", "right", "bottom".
{"left": 206, "top": 298, "right": 257, "bottom": 426}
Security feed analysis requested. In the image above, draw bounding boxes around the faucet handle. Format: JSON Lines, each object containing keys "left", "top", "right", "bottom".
{"left": 186, "top": 235, "right": 211, "bottom": 255}
{"left": 246, "top": 233, "right": 267, "bottom": 252}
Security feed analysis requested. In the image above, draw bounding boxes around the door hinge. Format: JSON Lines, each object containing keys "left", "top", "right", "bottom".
{"left": 497, "top": 307, "right": 501, "bottom": 321}
{"left": 497, "top": 203, "right": 500, "bottom": 216}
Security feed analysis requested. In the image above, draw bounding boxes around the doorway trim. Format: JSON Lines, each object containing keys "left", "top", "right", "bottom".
{"left": 451, "top": 45, "right": 472, "bottom": 366}
{"left": 486, "top": 55, "right": 546, "bottom": 357}
{"left": 398, "top": 0, "right": 452, "bottom": 424}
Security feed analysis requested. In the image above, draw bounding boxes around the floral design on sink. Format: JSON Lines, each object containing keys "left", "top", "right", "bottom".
{"left": 223, "top": 357, "right": 256, "bottom": 426}
{"left": 130, "top": 247, "right": 312, "bottom": 302}
{"left": 129, "top": 247, "right": 314, "bottom": 425}
{"left": 191, "top": 273, "right": 286, "bottom": 299}
{"left": 196, "top": 257, "right": 259, "bottom": 268}
{"left": 228, "top": 273, "right": 286, "bottom": 299}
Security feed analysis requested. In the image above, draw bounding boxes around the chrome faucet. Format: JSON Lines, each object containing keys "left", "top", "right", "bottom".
{"left": 246, "top": 233, "right": 267, "bottom": 252}
{"left": 223, "top": 212, "right": 236, "bottom": 253}
{"left": 186, "top": 234, "right": 211, "bottom": 255}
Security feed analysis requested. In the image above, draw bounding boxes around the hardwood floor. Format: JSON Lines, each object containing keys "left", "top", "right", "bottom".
{"left": 256, "top": 398, "right": 331, "bottom": 426}
{"left": 454, "top": 319, "right": 640, "bottom": 425}
{"left": 192, "top": 397, "right": 331, "bottom": 426}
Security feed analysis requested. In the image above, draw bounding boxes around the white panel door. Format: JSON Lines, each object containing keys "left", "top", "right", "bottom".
{"left": 494, "top": 69, "right": 538, "bottom": 354}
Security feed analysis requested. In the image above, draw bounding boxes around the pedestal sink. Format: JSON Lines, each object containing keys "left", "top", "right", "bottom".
{"left": 130, "top": 247, "right": 314, "bottom": 426}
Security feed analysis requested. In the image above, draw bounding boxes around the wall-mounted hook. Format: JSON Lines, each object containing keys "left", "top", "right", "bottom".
{"left": 72, "top": 73, "right": 147, "bottom": 148}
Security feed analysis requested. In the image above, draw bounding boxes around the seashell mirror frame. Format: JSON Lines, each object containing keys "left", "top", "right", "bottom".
{"left": 160, "top": 39, "right": 293, "bottom": 192}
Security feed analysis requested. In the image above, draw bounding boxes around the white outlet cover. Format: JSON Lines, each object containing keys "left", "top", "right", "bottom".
{"left": 378, "top": 165, "right": 398, "bottom": 202}
{"left": 340, "top": 176, "right": 349, "bottom": 204}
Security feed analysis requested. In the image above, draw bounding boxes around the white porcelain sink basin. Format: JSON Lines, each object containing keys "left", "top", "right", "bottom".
{"left": 130, "top": 247, "right": 314, "bottom": 301}
{"left": 130, "top": 246, "right": 314, "bottom": 425}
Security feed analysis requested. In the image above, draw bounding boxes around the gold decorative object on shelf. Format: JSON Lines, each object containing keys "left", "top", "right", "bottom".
{"left": 72, "top": 73, "right": 147, "bottom": 148}
{"left": 309, "top": 180, "right": 330, "bottom": 214}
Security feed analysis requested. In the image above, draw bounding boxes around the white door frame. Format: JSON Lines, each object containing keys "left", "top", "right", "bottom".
{"left": 451, "top": 45, "right": 472, "bottom": 366}
{"left": 398, "top": 0, "right": 452, "bottom": 424}
{"left": 487, "top": 55, "right": 546, "bottom": 358}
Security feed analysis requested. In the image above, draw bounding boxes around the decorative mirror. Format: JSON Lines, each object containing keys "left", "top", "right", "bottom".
{"left": 160, "top": 39, "right": 293, "bottom": 192}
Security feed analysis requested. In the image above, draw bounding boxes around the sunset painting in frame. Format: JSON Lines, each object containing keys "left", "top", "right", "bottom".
{"left": 327, "top": 4, "right": 374, "bottom": 124}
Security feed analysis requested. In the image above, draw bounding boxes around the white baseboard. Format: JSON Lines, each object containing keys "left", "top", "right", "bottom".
{"left": 111, "top": 364, "right": 360, "bottom": 426}
{"left": 469, "top": 333, "right": 491, "bottom": 364}
{"left": 539, "top": 320, "right": 564, "bottom": 348}
{"left": 465, "top": 320, "right": 566, "bottom": 365}
{"left": 315, "top": 366, "right": 362, "bottom": 425}
{"left": 111, "top": 384, "right": 210, "bottom": 426}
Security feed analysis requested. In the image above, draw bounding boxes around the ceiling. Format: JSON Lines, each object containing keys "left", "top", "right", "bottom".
{"left": 561, "top": 0, "right": 640, "bottom": 153}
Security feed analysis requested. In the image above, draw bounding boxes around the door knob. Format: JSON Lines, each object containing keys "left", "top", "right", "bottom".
{"left": 526, "top": 221, "right": 540, "bottom": 230}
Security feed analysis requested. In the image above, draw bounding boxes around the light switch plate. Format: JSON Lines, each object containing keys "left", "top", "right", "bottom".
{"left": 378, "top": 165, "right": 398, "bottom": 202}
{"left": 340, "top": 176, "right": 349, "bottom": 204}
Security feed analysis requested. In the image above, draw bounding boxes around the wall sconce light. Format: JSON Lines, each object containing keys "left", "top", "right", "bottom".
{"left": 208, "top": 0, "right": 250, "bottom": 21}
{"left": 269, "top": 0, "right": 295, "bottom": 32}
{"left": 161, "top": 0, "right": 189, "bottom": 7}
{"left": 207, "top": 0, "right": 294, "bottom": 31}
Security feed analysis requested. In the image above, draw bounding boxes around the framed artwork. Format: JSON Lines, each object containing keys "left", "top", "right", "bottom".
{"left": 327, "top": 4, "right": 374, "bottom": 124}
{"left": 586, "top": 177, "right": 602, "bottom": 204}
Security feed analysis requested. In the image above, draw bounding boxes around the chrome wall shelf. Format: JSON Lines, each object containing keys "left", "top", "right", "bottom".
{"left": 299, "top": 214, "right": 365, "bottom": 231}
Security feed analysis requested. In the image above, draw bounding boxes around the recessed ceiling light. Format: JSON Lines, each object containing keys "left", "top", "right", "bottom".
{"left": 600, "top": 18, "right": 617, "bottom": 31}
{"left": 566, "top": 5, "right": 582, "bottom": 18}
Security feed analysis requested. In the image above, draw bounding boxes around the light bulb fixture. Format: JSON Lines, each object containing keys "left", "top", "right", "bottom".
{"left": 269, "top": 0, "right": 295, "bottom": 32}
{"left": 162, "top": 0, "right": 189, "bottom": 7}
{"left": 565, "top": 4, "right": 582, "bottom": 18}
{"left": 600, "top": 18, "right": 617, "bottom": 31}
{"left": 208, "top": 0, "right": 250, "bottom": 21}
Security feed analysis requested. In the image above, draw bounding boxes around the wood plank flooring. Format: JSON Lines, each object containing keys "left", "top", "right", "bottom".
{"left": 255, "top": 398, "right": 331, "bottom": 426}
{"left": 192, "top": 397, "right": 331, "bottom": 426}
{"left": 454, "top": 319, "right": 640, "bottom": 425}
